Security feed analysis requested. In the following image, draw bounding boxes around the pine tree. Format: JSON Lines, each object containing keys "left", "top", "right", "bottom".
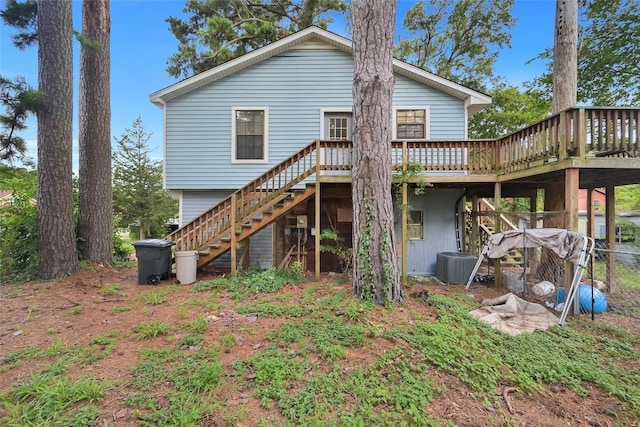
{"left": 112, "top": 118, "right": 178, "bottom": 240}
{"left": 351, "top": 0, "right": 402, "bottom": 304}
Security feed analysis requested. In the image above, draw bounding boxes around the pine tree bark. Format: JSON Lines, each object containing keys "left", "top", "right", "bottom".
{"left": 552, "top": 0, "right": 578, "bottom": 114}
{"left": 79, "top": 0, "right": 113, "bottom": 264}
{"left": 543, "top": 0, "right": 578, "bottom": 230}
{"left": 539, "top": 0, "right": 578, "bottom": 285}
{"left": 351, "top": 0, "right": 402, "bottom": 304}
{"left": 37, "top": 0, "right": 79, "bottom": 279}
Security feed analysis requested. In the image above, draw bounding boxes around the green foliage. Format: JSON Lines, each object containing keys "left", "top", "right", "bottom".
{"left": 469, "top": 82, "right": 551, "bottom": 139}
{"left": 0, "top": 369, "right": 110, "bottom": 426}
{"left": 234, "top": 347, "right": 308, "bottom": 404}
{"left": 395, "top": 0, "right": 516, "bottom": 91}
{"left": 616, "top": 218, "right": 640, "bottom": 243}
{"left": 99, "top": 283, "right": 123, "bottom": 296}
{"left": 236, "top": 297, "right": 308, "bottom": 318}
{"left": 133, "top": 321, "right": 171, "bottom": 339}
{"left": 0, "top": 0, "right": 37, "bottom": 49}
{"left": 112, "top": 117, "right": 178, "bottom": 239}
{"left": 166, "top": 0, "right": 348, "bottom": 78}
{"left": 0, "top": 75, "right": 41, "bottom": 165}
{"left": 529, "top": 0, "right": 640, "bottom": 106}
{"left": 319, "top": 228, "right": 352, "bottom": 273}
{"left": 0, "top": 170, "right": 37, "bottom": 282}
{"left": 577, "top": 0, "right": 640, "bottom": 105}
{"left": 128, "top": 348, "right": 223, "bottom": 424}
{"left": 616, "top": 184, "right": 640, "bottom": 211}
{"left": 192, "top": 268, "right": 304, "bottom": 300}
{"left": 276, "top": 316, "right": 367, "bottom": 360}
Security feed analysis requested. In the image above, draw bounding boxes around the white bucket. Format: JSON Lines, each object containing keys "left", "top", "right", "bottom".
{"left": 175, "top": 251, "right": 199, "bottom": 285}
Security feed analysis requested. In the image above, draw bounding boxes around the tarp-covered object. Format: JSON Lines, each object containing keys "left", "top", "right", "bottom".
{"left": 470, "top": 293, "right": 559, "bottom": 335}
{"left": 485, "top": 228, "right": 585, "bottom": 263}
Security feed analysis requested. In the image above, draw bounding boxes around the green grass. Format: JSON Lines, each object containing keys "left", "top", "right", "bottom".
{"left": 100, "top": 283, "right": 123, "bottom": 296}
{"left": 0, "top": 365, "right": 111, "bottom": 426}
{"left": 133, "top": 321, "right": 171, "bottom": 339}
{"left": 3, "top": 268, "right": 640, "bottom": 426}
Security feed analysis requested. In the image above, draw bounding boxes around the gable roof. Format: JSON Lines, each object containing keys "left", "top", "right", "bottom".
{"left": 150, "top": 26, "right": 491, "bottom": 116}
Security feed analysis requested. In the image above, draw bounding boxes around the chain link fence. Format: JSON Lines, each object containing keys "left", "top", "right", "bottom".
{"left": 465, "top": 209, "right": 640, "bottom": 319}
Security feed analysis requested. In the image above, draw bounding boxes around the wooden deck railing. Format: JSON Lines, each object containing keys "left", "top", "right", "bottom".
{"left": 167, "top": 107, "right": 639, "bottom": 254}
{"left": 323, "top": 108, "right": 639, "bottom": 175}
{"left": 498, "top": 107, "right": 639, "bottom": 173}
{"left": 167, "top": 141, "right": 319, "bottom": 252}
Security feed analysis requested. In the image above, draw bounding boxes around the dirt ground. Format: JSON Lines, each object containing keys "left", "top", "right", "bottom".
{"left": 1, "top": 264, "right": 639, "bottom": 426}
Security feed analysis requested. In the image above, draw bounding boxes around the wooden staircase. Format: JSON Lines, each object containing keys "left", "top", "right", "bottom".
{"left": 165, "top": 141, "right": 319, "bottom": 269}
{"left": 468, "top": 199, "right": 524, "bottom": 265}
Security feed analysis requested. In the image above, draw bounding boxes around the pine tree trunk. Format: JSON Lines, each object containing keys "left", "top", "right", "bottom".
{"left": 540, "top": 0, "right": 578, "bottom": 284}
{"left": 37, "top": 0, "right": 79, "bottom": 279}
{"left": 351, "top": 0, "right": 402, "bottom": 304}
{"left": 552, "top": 0, "right": 578, "bottom": 114}
{"left": 79, "top": 0, "right": 113, "bottom": 264}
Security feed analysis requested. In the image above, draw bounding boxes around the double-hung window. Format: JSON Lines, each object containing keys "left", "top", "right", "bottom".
{"left": 394, "top": 107, "right": 429, "bottom": 140}
{"left": 233, "top": 108, "right": 268, "bottom": 162}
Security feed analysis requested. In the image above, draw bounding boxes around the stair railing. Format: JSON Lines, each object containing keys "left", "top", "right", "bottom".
{"left": 167, "top": 141, "right": 319, "bottom": 252}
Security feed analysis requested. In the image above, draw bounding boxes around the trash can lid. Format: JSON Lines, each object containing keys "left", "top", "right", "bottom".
{"left": 132, "top": 239, "right": 176, "bottom": 248}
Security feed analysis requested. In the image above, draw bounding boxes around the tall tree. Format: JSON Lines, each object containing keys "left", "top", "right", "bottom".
{"left": 394, "top": 0, "right": 515, "bottom": 91}
{"left": 113, "top": 118, "right": 178, "bottom": 240}
{"left": 529, "top": 0, "right": 638, "bottom": 106}
{"left": 552, "top": 0, "right": 578, "bottom": 113}
{"left": 351, "top": 0, "right": 401, "bottom": 304}
{"left": 166, "top": 0, "right": 348, "bottom": 78}
{"left": 36, "top": 0, "right": 78, "bottom": 279}
{"left": 78, "top": 0, "right": 112, "bottom": 264}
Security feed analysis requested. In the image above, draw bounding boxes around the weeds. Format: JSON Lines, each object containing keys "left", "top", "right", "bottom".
{"left": 133, "top": 321, "right": 171, "bottom": 339}
{"left": 0, "top": 369, "right": 111, "bottom": 426}
{"left": 100, "top": 283, "right": 123, "bottom": 296}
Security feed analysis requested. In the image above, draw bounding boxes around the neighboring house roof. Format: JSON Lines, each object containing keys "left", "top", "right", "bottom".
{"left": 0, "top": 191, "right": 36, "bottom": 209}
{"left": 150, "top": 26, "right": 491, "bottom": 116}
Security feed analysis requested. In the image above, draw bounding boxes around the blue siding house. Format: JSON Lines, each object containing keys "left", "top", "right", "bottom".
{"left": 150, "top": 26, "right": 491, "bottom": 276}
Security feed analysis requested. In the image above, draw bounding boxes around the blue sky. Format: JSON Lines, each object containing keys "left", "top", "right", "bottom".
{"left": 0, "top": 0, "right": 556, "bottom": 169}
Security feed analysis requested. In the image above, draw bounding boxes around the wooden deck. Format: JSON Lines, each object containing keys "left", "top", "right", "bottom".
{"left": 166, "top": 107, "right": 640, "bottom": 271}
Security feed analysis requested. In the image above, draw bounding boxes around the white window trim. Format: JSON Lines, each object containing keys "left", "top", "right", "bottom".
{"left": 392, "top": 106, "right": 430, "bottom": 140}
{"left": 232, "top": 107, "right": 269, "bottom": 164}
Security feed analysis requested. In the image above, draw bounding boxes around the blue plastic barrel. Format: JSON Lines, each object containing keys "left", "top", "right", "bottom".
{"left": 556, "top": 285, "right": 607, "bottom": 314}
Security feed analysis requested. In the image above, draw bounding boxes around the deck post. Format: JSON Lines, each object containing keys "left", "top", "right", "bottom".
{"left": 565, "top": 169, "right": 579, "bottom": 232}
{"left": 471, "top": 196, "right": 479, "bottom": 255}
{"left": 230, "top": 193, "right": 237, "bottom": 276}
{"left": 315, "top": 140, "right": 321, "bottom": 281}
{"left": 493, "top": 182, "right": 502, "bottom": 288}
{"left": 529, "top": 189, "right": 537, "bottom": 229}
{"left": 574, "top": 108, "right": 587, "bottom": 157}
{"left": 558, "top": 110, "right": 568, "bottom": 160}
{"left": 587, "top": 187, "right": 595, "bottom": 239}
{"left": 565, "top": 169, "right": 580, "bottom": 314}
{"left": 401, "top": 140, "right": 408, "bottom": 286}
{"left": 606, "top": 185, "right": 617, "bottom": 293}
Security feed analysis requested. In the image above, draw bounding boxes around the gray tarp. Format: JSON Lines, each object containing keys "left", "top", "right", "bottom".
{"left": 470, "top": 293, "right": 559, "bottom": 336}
{"left": 485, "top": 228, "right": 585, "bottom": 263}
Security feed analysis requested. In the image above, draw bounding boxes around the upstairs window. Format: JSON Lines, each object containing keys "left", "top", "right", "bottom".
{"left": 233, "top": 108, "right": 268, "bottom": 162}
{"left": 395, "top": 108, "right": 429, "bottom": 140}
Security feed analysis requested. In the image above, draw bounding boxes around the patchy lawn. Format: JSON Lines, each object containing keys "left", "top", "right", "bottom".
{"left": 1, "top": 264, "right": 639, "bottom": 426}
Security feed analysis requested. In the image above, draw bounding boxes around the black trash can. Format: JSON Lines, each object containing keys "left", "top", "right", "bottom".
{"left": 132, "top": 239, "right": 175, "bottom": 285}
